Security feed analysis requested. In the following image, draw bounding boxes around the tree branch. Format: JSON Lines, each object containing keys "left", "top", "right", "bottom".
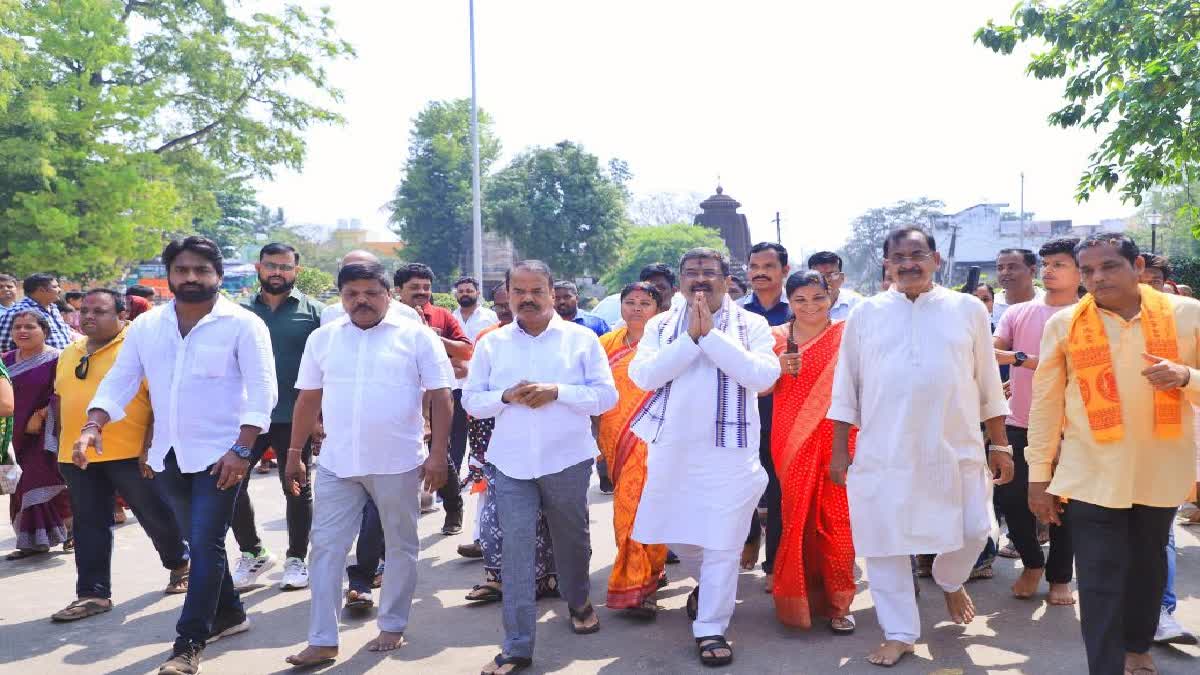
{"left": 153, "top": 69, "right": 266, "bottom": 154}
{"left": 120, "top": 1, "right": 151, "bottom": 23}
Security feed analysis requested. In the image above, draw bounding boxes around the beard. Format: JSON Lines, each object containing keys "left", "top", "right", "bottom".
{"left": 169, "top": 280, "right": 221, "bottom": 303}
{"left": 457, "top": 295, "right": 478, "bottom": 308}
{"left": 258, "top": 274, "right": 296, "bottom": 295}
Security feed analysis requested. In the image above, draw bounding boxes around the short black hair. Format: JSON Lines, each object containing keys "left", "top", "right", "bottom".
{"left": 394, "top": 262, "right": 434, "bottom": 288}
{"left": 23, "top": 273, "right": 56, "bottom": 295}
{"left": 454, "top": 276, "right": 480, "bottom": 291}
{"left": 974, "top": 282, "right": 996, "bottom": 300}
{"left": 998, "top": 248, "right": 1037, "bottom": 268}
{"left": 679, "top": 247, "right": 731, "bottom": 277}
{"left": 10, "top": 309, "right": 51, "bottom": 336}
{"left": 65, "top": 291, "right": 85, "bottom": 302}
{"left": 882, "top": 227, "right": 936, "bottom": 257}
{"left": 56, "top": 299, "right": 73, "bottom": 313}
{"left": 338, "top": 262, "right": 391, "bottom": 291}
{"left": 1140, "top": 253, "right": 1173, "bottom": 280}
{"left": 1074, "top": 233, "right": 1139, "bottom": 266}
{"left": 126, "top": 284, "right": 155, "bottom": 299}
{"left": 806, "top": 251, "right": 843, "bottom": 271}
{"left": 85, "top": 288, "right": 127, "bottom": 313}
{"left": 489, "top": 282, "right": 507, "bottom": 299}
{"left": 638, "top": 263, "right": 676, "bottom": 288}
{"left": 259, "top": 242, "right": 299, "bottom": 264}
{"left": 162, "top": 236, "right": 224, "bottom": 277}
{"left": 0, "top": 273, "right": 15, "bottom": 284}
{"left": 553, "top": 280, "right": 579, "bottom": 295}
{"left": 506, "top": 260, "right": 554, "bottom": 289}
{"left": 785, "top": 270, "right": 829, "bottom": 296}
{"left": 748, "top": 241, "right": 788, "bottom": 267}
{"left": 1038, "top": 237, "right": 1080, "bottom": 259}
{"left": 620, "top": 281, "right": 665, "bottom": 310}
{"left": 728, "top": 276, "right": 748, "bottom": 294}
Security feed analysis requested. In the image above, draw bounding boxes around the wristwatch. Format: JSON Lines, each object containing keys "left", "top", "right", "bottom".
{"left": 230, "top": 444, "right": 253, "bottom": 460}
{"left": 988, "top": 444, "right": 1014, "bottom": 456}
{"left": 1013, "top": 351, "right": 1028, "bottom": 368}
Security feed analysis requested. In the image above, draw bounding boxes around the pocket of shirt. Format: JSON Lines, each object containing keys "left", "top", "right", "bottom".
{"left": 191, "top": 344, "right": 233, "bottom": 378}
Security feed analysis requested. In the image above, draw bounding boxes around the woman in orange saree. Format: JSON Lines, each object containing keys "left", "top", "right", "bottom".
{"left": 770, "top": 271, "right": 857, "bottom": 632}
{"left": 597, "top": 282, "right": 669, "bottom": 618}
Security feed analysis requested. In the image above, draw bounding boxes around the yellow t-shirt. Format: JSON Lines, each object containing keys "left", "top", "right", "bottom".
{"left": 55, "top": 328, "right": 152, "bottom": 463}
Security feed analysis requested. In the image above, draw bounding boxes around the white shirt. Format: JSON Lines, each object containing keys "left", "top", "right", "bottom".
{"left": 320, "top": 298, "right": 420, "bottom": 326}
{"left": 296, "top": 311, "right": 452, "bottom": 478}
{"left": 462, "top": 315, "right": 618, "bottom": 479}
{"left": 829, "top": 287, "right": 865, "bottom": 321}
{"left": 453, "top": 305, "right": 499, "bottom": 389}
{"left": 90, "top": 297, "right": 278, "bottom": 474}
{"left": 829, "top": 285, "right": 1008, "bottom": 557}
{"left": 991, "top": 286, "right": 1045, "bottom": 324}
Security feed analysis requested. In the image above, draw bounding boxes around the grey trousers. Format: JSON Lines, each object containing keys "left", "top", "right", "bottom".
{"left": 493, "top": 459, "right": 593, "bottom": 659}
{"left": 308, "top": 465, "right": 421, "bottom": 647}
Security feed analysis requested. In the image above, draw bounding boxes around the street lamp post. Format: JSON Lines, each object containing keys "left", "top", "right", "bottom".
{"left": 469, "top": 0, "right": 483, "bottom": 283}
{"left": 1148, "top": 212, "right": 1162, "bottom": 254}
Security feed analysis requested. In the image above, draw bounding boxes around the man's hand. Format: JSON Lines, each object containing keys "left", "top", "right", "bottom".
{"left": 687, "top": 292, "right": 713, "bottom": 342}
{"left": 988, "top": 449, "right": 1015, "bottom": 485}
{"left": 310, "top": 422, "right": 325, "bottom": 456}
{"left": 285, "top": 448, "right": 307, "bottom": 497}
{"left": 419, "top": 453, "right": 448, "bottom": 493}
{"left": 501, "top": 380, "right": 531, "bottom": 404}
{"left": 1028, "top": 481, "right": 1063, "bottom": 526}
{"left": 73, "top": 427, "right": 104, "bottom": 467}
{"left": 779, "top": 352, "right": 802, "bottom": 377}
{"left": 138, "top": 453, "right": 154, "bottom": 480}
{"left": 829, "top": 447, "right": 850, "bottom": 486}
{"left": 515, "top": 383, "right": 558, "bottom": 409}
{"left": 1002, "top": 380, "right": 1013, "bottom": 400}
{"left": 210, "top": 451, "right": 250, "bottom": 491}
{"left": 994, "top": 349, "right": 1017, "bottom": 366}
{"left": 1141, "top": 353, "right": 1192, "bottom": 390}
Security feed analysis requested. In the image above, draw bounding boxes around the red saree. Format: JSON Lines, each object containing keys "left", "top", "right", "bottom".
{"left": 769, "top": 321, "right": 857, "bottom": 628}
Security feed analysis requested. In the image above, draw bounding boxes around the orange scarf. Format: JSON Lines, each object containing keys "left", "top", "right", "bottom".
{"left": 1067, "top": 285, "right": 1182, "bottom": 442}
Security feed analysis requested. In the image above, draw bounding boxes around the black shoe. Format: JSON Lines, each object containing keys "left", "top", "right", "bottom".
{"left": 457, "top": 540, "right": 483, "bottom": 558}
{"left": 159, "top": 640, "right": 202, "bottom": 675}
{"left": 442, "top": 509, "right": 464, "bottom": 535}
{"left": 207, "top": 609, "right": 249, "bottom": 644}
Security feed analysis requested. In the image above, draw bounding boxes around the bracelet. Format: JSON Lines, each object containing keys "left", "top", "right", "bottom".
{"left": 81, "top": 421, "right": 102, "bottom": 434}
{"left": 287, "top": 447, "right": 304, "bottom": 453}
{"left": 988, "top": 444, "right": 1014, "bottom": 455}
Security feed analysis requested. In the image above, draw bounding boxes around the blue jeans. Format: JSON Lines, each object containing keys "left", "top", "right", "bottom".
{"left": 157, "top": 449, "right": 244, "bottom": 645}
{"left": 347, "top": 499, "right": 384, "bottom": 593}
{"left": 1162, "top": 514, "right": 1177, "bottom": 612}
{"left": 60, "top": 459, "right": 188, "bottom": 600}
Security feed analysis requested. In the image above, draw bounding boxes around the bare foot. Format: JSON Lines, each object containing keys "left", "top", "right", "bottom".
{"left": 1124, "top": 650, "right": 1157, "bottom": 674}
{"left": 1047, "top": 582, "right": 1076, "bottom": 606}
{"left": 740, "top": 540, "right": 759, "bottom": 571}
{"left": 285, "top": 645, "right": 338, "bottom": 667}
{"left": 764, "top": 573, "right": 774, "bottom": 594}
{"left": 943, "top": 587, "right": 976, "bottom": 624}
{"left": 366, "top": 630, "right": 406, "bottom": 652}
{"left": 1011, "top": 567, "right": 1044, "bottom": 599}
{"left": 866, "top": 640, "right": 914, "bottom": 667}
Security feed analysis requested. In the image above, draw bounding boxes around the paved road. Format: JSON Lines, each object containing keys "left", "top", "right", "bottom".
{"left": 2, "top": 473, "right": 1198, "bottom": 674}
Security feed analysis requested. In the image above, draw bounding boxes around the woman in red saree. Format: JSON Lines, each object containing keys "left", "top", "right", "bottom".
{"left": 597, "top": 282, "right": 668, "bottom": 618}
{"left": 770, "top": 271, "right": 857, "bottom": 632}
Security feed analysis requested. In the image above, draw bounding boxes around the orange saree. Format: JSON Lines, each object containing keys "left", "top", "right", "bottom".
{"left": 770, "top": 320, "right": 857, "bottom": 628}
{"left": 598, "top": 327, "right": 669, "bottom": 609}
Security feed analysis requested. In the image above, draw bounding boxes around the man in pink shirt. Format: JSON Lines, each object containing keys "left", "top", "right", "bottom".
{"left": 993, "top": 237, "right": 1082, "bottom": 605}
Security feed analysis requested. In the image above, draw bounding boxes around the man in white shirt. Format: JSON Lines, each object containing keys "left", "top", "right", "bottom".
{"left": 319, "top": 250, "right": 420, "bottom": 326}
{"left": 77, "top": 237, "right": 278, "bottom": 675}
{"left": 283, "top": 262, "right": 452, "bottom": 668}
{"left": 992, "top": 248, "right": 1044, "bottom": 323}
{"left": 829, "top": 228, "right": 1014, "bottom": 668}
{"left": 807, "top": 251, "right": 864, "bottom": 321}
{"left": 629, "top": 248, "right": 780, "bottom": 668}
{"left": 464, "top": 260, "right": 618, "bottom": 675}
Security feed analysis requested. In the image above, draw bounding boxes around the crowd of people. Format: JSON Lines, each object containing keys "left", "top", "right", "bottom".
{"left": 1, "top": 229, "right": 1198, "bottom": 675}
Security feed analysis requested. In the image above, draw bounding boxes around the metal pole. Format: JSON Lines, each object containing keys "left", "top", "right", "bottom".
{"left": 1152, "top": 224, "right": 1157, "bottom": 254}
{"left": 775, "top": 211, "right": 781, "bottom": 243}
{"left": 469, "top": 0, "right": 483, "bottom": 282}
{"left": 1019, "top": 171, "right": 1025, "bottom": 250}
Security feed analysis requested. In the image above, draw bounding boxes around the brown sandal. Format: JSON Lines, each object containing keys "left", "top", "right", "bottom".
{"left": 569, "top": 603, "right": 600, "bottom": 634}
{"left": 52, "top": 597, "right": 113, "bottom": 622}
{"left": 165, "top": 564, "right": 189, "bottom": 594}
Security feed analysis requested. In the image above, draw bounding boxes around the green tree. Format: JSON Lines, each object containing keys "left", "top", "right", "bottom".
{"left": 976, "top": 1, "right": 1200, "bottom": 205}
{"left": 294, "top": 266, "right": 334, "bottom": 298}
{"left": 1125, "top": 180, "right": 1200, "bottom": 258}
{"left": 487, "top": 141, "right": 629, "bottom": 280}
{"left": 600, "top": 223, "right": 726, "bottom": 291}
{"left": 838, "top": 198, "right": 945, "bottom": 291}
{"left": 387, "top": 99, "right": 501, "bottom": 281}
{"left": 0, "top": 1, "right": 353, "bottom": 279}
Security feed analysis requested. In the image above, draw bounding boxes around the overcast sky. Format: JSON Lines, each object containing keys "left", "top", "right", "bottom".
{"left": 254, "top": 0, "right": 1135, "bottom": 259}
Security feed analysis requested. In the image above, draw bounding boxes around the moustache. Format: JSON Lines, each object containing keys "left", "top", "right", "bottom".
{"left": 518, "top": 302, "right": 539, "bottom": 311}
{"left": 352, "top": 305, "right": 375, "bottom": 313}
{"left": 690, "top": 284, "right": 712, "bottom": 293}
{"left": 752, "top": 276, "right": 770, "bottom": 282}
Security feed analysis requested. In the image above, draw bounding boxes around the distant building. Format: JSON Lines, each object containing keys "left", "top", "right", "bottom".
{"left": 481, "top": 230, "right": 519, "bottom": 293}
{"left": 330, "top": 218, "right": 403, "bottom": 257}
{"left": 694, "top": 185, "right": 752, "bottom": 270}
{"left": 934, "top": 203, "right": 1073, "bottom": 285}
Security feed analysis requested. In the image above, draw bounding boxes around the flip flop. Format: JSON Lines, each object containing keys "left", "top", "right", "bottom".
{"left": 480, "top": 653, "right": 532, "bottom": 675}
{"left": 466, "top": 583, "right": 502, "bottom": 604}
{"left": 51, "top": 597, "right": 113, "bottom": 622}
{"left": 569, "top": 603, "right": 600, "bottom": 634}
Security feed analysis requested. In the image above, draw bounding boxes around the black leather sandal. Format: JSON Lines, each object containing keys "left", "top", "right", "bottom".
{"left": 695, "top": 635, "right": 733, "bottom": 667}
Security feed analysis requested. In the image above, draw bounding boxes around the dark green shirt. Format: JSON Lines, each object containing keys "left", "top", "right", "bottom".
{"left": 241, "top": 288, "right": 324, "bottom": 424}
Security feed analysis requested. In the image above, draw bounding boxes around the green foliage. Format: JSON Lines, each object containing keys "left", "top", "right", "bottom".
{"left": 0, "top": 0, "right": 353, "bottom": 279}
{"left": 838, "top": 198, "right": 945, "bottom": 291}
{"left": 295, "top": 266, "right": 334, "bottom": 297}
{"left": 600, "top": 223, "right": 726, "bottom": 291}
{"left": 431, "top": 292, "right": 459, "bottom": 312}
{"left": 487, "top": 141, "right": 629, "bottom": 280}
{"left": 387, "top": 99, "right": 501, "bottom": 282}
{"left": 976, "top": 1, "right": 1200, "bottom": 205}
{"left": 1166, "top": 255, "right": 1200, "bottom": 290}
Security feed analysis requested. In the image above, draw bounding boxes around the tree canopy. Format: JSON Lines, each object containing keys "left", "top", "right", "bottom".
{"left": 838, "top": 198, "right": 945, "bottom": 291}
{"left": 977, "top": 1, "right": 1200, "bottom": 205}
{"left": 600, "top": 223, "right": 726, "bottom": 291}
{"left": 487, "top": 141, "right": 629, "bottom": 280}
{"left": 0, "top": 0, "right": 353, "bottom": 279}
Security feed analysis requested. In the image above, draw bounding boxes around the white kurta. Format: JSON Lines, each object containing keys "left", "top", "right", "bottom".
{"left": 828, "top": 286, "right": 1009, "bottom": 558}
{"left": 628, "top": 302, "right": 780, "bottom": 551}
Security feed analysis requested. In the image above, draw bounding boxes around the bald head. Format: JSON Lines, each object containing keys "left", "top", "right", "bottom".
{"left": 341, "top": 249, "right": 379, "bottom": 268}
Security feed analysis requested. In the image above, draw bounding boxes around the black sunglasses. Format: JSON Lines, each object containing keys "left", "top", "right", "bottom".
{"left": 75, "top": 354, "right": 90, "bottom": 380}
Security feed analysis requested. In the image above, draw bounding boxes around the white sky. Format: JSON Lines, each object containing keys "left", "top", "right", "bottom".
{"left": 254, "top": 0, "right": 1134, "bottom": 259}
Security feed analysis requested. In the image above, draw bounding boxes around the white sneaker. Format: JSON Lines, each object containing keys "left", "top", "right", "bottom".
{"left": 279, "top": 557, "right": 309, "bottom": 590}
{"left": 1154, "top": 607, "right": 1199, "bottom": 645}
{"left": 231, "top": 549, "right": 276, "bottom": 590}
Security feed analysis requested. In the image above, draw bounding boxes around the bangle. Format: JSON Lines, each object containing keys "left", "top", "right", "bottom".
{"left": 287, "top": 447, "right": 304, "bottom": 453}
{"left": 988, "top": 444, "right": 1014, "bottom": 456}
{"left": 81, "top": 421, "right": 102, "bottom": 434}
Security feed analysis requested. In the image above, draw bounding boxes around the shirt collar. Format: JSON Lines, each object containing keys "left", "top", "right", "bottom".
{"left": 253, "top": 287, "right": 303, "bottom": 306}
{"left": 744, "top": 290, "right": 787, "bottom": 312}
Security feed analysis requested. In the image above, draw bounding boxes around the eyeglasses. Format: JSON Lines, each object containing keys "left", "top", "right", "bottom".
{"left": 74, "top": 354, "right": 90, "bottom": 380}
{"left": 682, "top": 269, "right": 724, "bottom": 280}
{"left": 886, "top": 251, "right": 933, "bottom": 265}
{"left": 261, "top": 262, "right": 296, "bottom": 272}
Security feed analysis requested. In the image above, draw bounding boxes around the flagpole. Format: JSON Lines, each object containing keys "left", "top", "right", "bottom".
{"left": 469, "top": 0, "right": 483, "bottom": 282}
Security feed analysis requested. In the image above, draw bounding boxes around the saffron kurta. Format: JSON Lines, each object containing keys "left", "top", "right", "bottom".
{"left": 827, "top": 286, "right": 1009, "bottom": 558}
